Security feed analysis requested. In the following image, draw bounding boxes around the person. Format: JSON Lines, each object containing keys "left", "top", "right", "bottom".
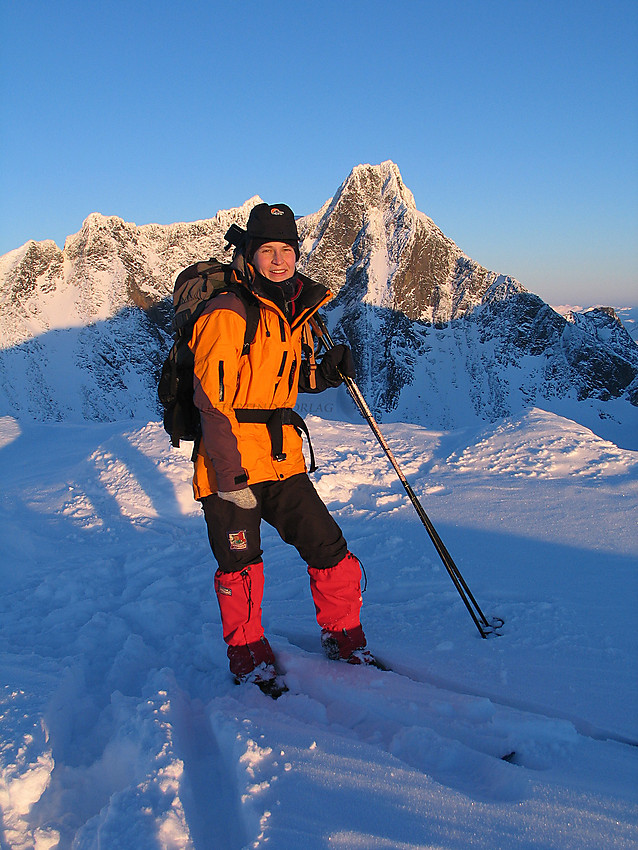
{"left": 189, "top": 202, "right": 372, "bottom": 688}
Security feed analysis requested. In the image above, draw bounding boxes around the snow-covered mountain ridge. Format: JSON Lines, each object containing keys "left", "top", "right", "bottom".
{"left": 0, "top": 161, "right": 636, "bottom": 444}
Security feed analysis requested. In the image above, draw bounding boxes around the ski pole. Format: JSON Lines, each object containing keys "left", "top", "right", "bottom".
{"left": 311, "top": 313, "right": 502, "bottom": 639}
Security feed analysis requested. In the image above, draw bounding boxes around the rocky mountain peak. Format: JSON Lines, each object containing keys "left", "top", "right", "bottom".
{"left": 0, "top": 162, "right": 636, "bottom": 445}
{"left": 299, "top": 161, "right": 523, "bottom": 324}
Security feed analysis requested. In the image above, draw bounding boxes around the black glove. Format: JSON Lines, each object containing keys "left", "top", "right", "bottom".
{"left": 299, "top": 344, "right": 356, "bottom": 393}
{"left": 318, "top": 344, "right": 356, "bottom": 387}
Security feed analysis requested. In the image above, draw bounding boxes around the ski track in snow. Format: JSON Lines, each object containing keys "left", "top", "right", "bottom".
{"left": 0, "top": 412, "right": 637, "bottom": 849}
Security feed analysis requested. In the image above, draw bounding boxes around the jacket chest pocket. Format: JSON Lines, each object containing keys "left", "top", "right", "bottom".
{"left": 277, "top": 351, "right": 288, "bottom": 378}
{"left": 271, "top": 349, "right": 289, "bottom": 401}
{"left": 261, "top": 314, "right": 300, "bottom": 401}
{"left": 218, "top": 360, "right": 225, "bottom": 401}
{"left": 288, "top": 356, "right": 298, "bottom": 391}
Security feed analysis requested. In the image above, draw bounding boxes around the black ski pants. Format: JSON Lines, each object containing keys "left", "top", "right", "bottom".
{"left": 201, "top": 472, "right": 348, "bottom": 573}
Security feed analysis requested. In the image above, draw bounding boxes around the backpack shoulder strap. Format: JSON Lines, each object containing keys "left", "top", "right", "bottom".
{"left": 220, "top": 280, "right": 260, "bottom": 355}
{"left": 242, "top": 294, "right": 260, "bottom": 354}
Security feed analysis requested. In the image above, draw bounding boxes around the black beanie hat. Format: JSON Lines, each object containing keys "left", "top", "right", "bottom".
{"left": 246, "top": 203, "right": 300, "bottom": 260}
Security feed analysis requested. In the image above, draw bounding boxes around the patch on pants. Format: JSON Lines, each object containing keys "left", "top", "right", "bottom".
{"left": 228, "top": 530, "right": 248, "bottom": 551}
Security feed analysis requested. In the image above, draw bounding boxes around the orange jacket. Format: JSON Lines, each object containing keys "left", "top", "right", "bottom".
{"left": 190, "top": 265, "right": 332, "bottom": 500}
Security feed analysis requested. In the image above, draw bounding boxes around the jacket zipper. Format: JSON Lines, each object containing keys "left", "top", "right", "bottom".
{"left": 277, "top": 351, "right": 288, "bottom": 377}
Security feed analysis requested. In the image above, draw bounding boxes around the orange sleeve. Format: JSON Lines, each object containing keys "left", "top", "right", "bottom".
{"left": 190, "top": 304, "right": 247, "bottom": 491}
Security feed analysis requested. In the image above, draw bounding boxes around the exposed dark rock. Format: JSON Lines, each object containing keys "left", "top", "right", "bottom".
{"left": 0, "top": 162, "right": 635, "bottom": 435}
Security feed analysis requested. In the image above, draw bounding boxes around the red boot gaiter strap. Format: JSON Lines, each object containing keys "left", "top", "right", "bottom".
{"left": 307, "top": 552, "right": 363, "bottom": 632}
{"left": 214, "top": 562, "right": 265, "bottom": 646}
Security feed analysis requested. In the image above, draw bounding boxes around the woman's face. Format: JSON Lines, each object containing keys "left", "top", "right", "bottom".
{"left": 252, "top": 241, "right": 297, "bottom": 282}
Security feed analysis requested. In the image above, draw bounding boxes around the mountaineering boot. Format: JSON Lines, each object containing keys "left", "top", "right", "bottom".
{"left": 320, "top": 626, "right": 385, "bottom": 668}
{"left": 320, "top": 624, "right": 366, "bottom": 662}
{"left": 214, "top": 562, "right": 273, "bottom": 679}
{"left": 214, "top": 563, "right": 287, "bottom": 695}
{"left": 236, "top": 659, "right": 289, "bottom": 699}
{"left": 230, "top": 639, "right": 288, "bottom": 699}
{"left": 308, "top": 552, "right": 374, "bottom": 663}
{"left": 320, "top": 623, "right": 366, "bottom": 659}
{"left": 308, "top": 551, "right": 363, "bottom": 630}
{"left": 228, "top": 636, "right": 276, "bottom": 680}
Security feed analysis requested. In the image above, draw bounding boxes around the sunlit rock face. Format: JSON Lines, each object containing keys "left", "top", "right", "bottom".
{"left": 0, "top": 161, "right": 636, "bottom": 431}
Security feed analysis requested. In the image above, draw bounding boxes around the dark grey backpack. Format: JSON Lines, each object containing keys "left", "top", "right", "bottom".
{"left": 157, "top": 259, "right": 259, "bottom": 447}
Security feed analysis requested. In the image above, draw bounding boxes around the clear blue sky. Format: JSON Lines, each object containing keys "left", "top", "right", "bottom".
{"left": 1, "top": 0, "right": 636, "bottom": 306}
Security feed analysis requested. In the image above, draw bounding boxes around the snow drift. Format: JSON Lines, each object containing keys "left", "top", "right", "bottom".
{"left": 0, "top": 411, "right": 636, "bottom": 848}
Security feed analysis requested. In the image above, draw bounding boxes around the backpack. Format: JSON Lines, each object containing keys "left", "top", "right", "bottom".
{"left": 157, "top": 259, "right": 260, "bottom": 447}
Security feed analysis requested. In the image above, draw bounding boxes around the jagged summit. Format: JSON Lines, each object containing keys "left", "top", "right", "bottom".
{"left": 299, "top": 161, "right": 523, "bottom": 322}
{"left": 0, "top": 161, "right": 636, "bottom": 442}
{"left": 338, "top": 160, "right": 419, "bottom": 213}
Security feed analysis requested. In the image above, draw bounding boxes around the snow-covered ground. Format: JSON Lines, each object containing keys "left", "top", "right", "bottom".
{"left": 0, "top": 405, "right": 636, "bottom": 849}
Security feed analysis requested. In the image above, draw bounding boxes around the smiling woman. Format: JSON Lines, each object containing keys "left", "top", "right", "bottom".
{"left": 245, "top": 203, "right": 301, "bottom": 284}
{"left": 186, "top": 201, "right": 369, "bottom": 693}
{"left": 252, "top": 243, "right": 297, "bottom": 282}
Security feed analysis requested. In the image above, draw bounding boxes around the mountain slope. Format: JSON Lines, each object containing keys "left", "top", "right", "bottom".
{"left": 0, "top": 161, "right": 636, "bottom": 440}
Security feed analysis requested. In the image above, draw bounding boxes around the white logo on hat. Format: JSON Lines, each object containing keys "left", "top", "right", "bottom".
{"left": 270, "top": 207, "right": 285, "bottom": 215}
